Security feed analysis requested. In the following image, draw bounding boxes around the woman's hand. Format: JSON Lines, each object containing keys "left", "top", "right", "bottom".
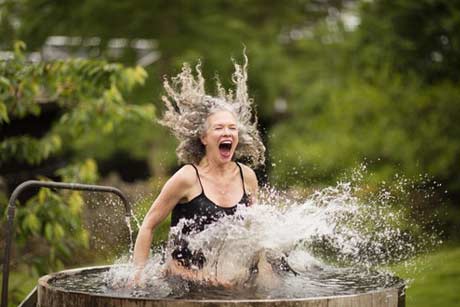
{"left": 127, "top": 267, "right": 145, "bottom": 288}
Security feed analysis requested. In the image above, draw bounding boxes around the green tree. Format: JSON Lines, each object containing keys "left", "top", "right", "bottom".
{"left": 355, "top": 0, "right": 460, "bottom": 83}
{"left": 268, "top": 0, "right": 460, "bottom": 239}
{"left": 0, "top": 42, "right": 153, "bottom": 304}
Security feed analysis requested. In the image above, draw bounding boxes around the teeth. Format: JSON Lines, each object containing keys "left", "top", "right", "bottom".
{"left": 221, "top": 141, "right": 232, "bottom": 145}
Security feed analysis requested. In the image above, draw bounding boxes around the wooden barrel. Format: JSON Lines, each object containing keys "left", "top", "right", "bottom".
{"left": 37, "top": 266, "right": 405, "bottom": 307}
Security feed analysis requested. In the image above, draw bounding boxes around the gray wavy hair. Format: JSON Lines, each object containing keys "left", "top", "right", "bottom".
{"left": 159, "top": 54, "right": 265, "bottom": 167}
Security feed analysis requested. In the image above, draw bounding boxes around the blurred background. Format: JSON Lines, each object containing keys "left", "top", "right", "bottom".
{"left": 1, "top": 0, "right": 459, "bottom": 306}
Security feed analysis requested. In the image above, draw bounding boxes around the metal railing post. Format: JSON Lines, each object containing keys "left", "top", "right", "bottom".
{"left": 1, "top": 180, "right": 132, "bottom": 307}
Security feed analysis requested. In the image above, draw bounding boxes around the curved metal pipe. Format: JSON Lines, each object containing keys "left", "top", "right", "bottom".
{"left": 1, "top": 180, "right": 132, "bottom": 307}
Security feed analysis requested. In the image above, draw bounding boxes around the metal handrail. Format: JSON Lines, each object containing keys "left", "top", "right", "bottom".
{"left": 1, "top": 180, "right": 132, "bottom": 307}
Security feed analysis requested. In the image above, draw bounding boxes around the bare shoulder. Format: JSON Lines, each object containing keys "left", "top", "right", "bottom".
{"left": 159, "top": 164, "right": 199, "bottom": 204}
{"left": 169, "top": 164, "right": 199, "bottom": 188}
{"left": 238, "top": 163, "right": 258, "bottom": 186}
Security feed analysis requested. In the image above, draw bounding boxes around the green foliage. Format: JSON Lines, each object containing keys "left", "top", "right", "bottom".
{"left": 15, "top": 186, "right": 89, "bottom": 275}
{"left": 356, "top": 0, "right": 460, "bottom": 83}
{"left": 5, "top": 1, "right": 457, "bottom": 193}
{"left": 0, "top": 42, "right": 153, "bottom": 166}
{"left": 0, "top": 0, "right": 459, "bottom": 304}
{"left": 56, "top": 159, "right": 99, "bottom": 184}
{"left": 268, "top": 1, "right": 460, "bottom": 211}
{"left": 0, "top": 43, "right": 154, "bottom": 304}
{"left": 391, "top": 245, "right": 460, "bottom": 307}
{"left": 272, "top": 68, "right": 460, "bottom": 187}
{"left": 3, "top": 0, "right": 456, "bottom": 224}
{"left": 0, "top": 267, "right": 38, "bottom": 307}
{"left": 0, "top": 134, "right": 62, "bottom": 165}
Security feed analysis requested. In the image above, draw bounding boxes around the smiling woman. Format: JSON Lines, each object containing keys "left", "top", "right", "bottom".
{"left": 132, "top": 54, "right": 265, "bottom": 286}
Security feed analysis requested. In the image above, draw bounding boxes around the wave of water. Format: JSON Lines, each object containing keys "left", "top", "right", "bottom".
{"left": 95, "top": 178, "right": 440, "bottom": 299}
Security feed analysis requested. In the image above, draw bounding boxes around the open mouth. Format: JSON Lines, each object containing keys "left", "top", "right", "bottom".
{"left": 218, "top": 141, "right": 233, "bottom": 157}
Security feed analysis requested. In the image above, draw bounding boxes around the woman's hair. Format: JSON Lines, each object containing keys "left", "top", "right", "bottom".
{"left": 159, "top": 54, "right": 265, "bottom": 167}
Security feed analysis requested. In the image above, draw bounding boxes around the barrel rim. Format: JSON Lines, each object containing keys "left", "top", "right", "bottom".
{"left": 38, "top": 265, "right": 406, "bottom": 303}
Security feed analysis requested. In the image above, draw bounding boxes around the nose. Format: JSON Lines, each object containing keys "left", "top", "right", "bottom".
{"left": 223, "top": 127, "right": 231, "bottom": 136}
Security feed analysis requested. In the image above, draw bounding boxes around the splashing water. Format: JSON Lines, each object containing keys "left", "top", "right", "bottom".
{"left": 162, "top": 181, "right": 424, "bottom": 282}
{"left": 124, "top": 209, "right": 143, "bottom": 260}
{"left": 54, "top": 179, "right": 440, "bottom": 299}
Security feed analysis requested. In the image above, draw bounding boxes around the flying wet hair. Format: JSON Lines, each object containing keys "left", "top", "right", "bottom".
{"left": 159, "top": 54, "right": 265, "bottom": 167}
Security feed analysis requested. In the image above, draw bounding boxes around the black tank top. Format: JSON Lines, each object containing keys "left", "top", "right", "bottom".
{"left": 170, "top": 162, "right": 250, "bottom": 235}
{"left": 169, "top": 162, "right": 250, "bottom": 268}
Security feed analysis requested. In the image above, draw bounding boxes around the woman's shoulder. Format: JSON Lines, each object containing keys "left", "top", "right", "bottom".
{"left": 237, "top": 162, "right": 257, "bottom": 183}
{"left": 169, "top": 164, "right": 199, "bottom": 188}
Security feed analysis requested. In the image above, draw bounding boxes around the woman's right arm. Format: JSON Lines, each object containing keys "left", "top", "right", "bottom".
{"left": 133, "top": 166, "right": 195, "bottom": 269}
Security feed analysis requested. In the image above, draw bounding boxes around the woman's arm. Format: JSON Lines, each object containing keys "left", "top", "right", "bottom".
{"left": 133, "top": 166, "right": 196, "bottom": 269}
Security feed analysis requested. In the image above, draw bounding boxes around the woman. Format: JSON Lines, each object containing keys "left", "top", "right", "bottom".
{"left": 132, "top": 55, "right": 265, "bottom": 286}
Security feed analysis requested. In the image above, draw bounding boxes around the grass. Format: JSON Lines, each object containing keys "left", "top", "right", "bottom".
{"left": 391, "top": 245, "right": 460, "bottom": 307}
{"left": 1, "top": 269, "right": 38, "bottom": 307}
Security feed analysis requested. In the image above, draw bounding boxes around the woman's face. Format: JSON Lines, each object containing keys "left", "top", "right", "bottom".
{"left": 201, "top": 110, "right": 239, "bottom": 164}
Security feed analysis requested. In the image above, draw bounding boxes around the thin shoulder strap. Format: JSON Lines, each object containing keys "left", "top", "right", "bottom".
{"left": 189, "top": 164, "right": 204, "bottom": 193}
{"left": 235, "top": 162, "right": 247, "bottom": 194}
